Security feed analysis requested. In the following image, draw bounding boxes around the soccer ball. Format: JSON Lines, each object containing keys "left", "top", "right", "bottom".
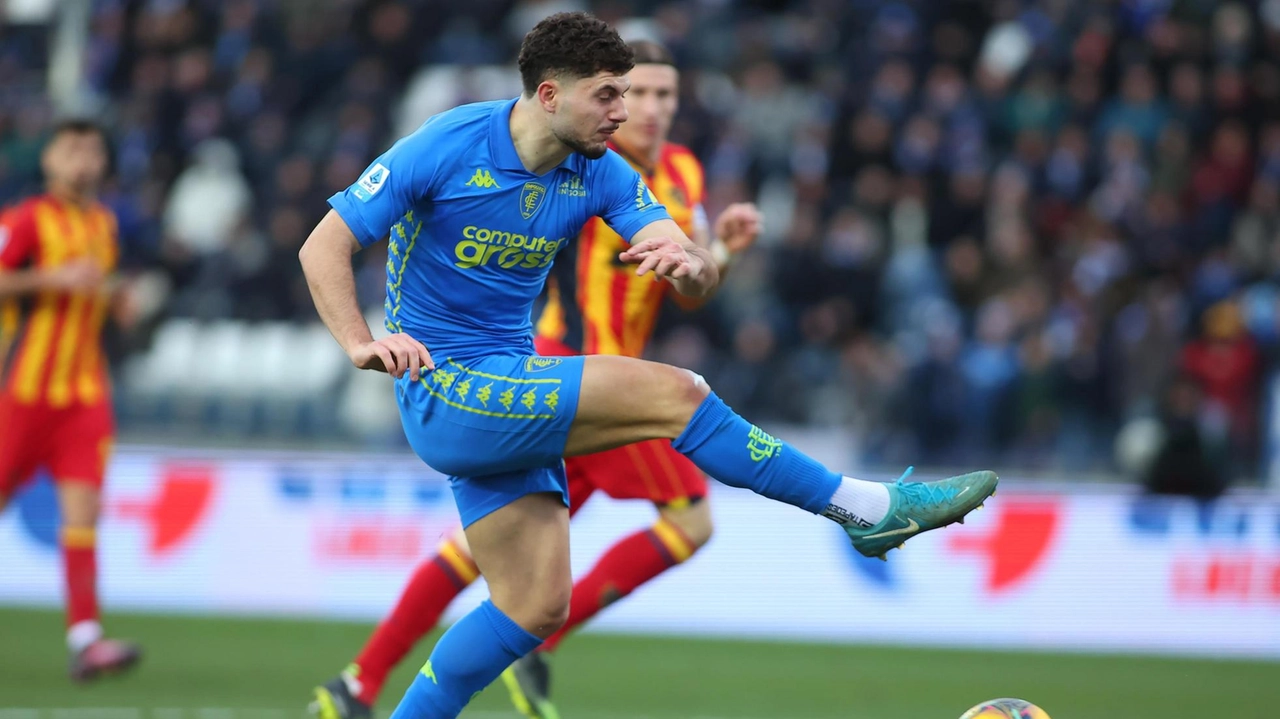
{"left": 959, "top": 698, "right": 1051, "bottom": 719}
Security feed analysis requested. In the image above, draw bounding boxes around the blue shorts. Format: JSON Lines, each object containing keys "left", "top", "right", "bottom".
{"left": 396, "top": 354, "right": 586, "bottom": 527}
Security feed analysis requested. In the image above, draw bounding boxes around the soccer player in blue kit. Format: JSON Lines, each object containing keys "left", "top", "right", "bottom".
{"left": 299, "top": 12, "right": 997, "bottom": 719}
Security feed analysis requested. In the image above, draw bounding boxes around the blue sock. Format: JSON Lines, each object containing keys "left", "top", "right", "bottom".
{"left": 672, "top": 392, "right": 842, "bottom": 514}
{"left": 388, "top": 599, "right": 542, "bottom": 719}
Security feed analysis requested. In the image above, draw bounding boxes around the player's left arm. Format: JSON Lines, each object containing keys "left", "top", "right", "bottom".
{"left": 700, "top": 202, "right": 762, "bottom": 273}
{"left": 672, "top": 201, "right": 762, "bottom": 309}
{"left": 621, "top": 219, "right": 719, "bottom": 298}
{"left": 591, "top": 150, "right": 718, "bottom": 298}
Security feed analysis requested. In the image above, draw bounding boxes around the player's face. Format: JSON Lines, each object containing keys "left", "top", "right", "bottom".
{"left": 41, "top": 131, "right": 108, "bottom": 196}
{"left": 614, "top": 64, "right": 678, "bottom": 155}
{"left": 551, "top": 72, "right": 629, "bottom": 159}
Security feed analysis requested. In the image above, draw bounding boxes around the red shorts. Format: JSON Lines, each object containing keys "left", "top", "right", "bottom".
{"left": 0, "top": 395, "right": 114, "bottom": 496}
{"left": 566, "top": 439, "right": 708, "bottom": 515}
{"left": 533, "top": 335, "right": 708, "bottom": 514}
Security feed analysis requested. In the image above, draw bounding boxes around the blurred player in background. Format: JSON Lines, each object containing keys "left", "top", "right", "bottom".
{"left": 310, "top": 38, "right": 760, "bottom": 719}
{"left": 301, "top": 12, "right": 995, "bottom": 719}
{"left": 0, "top": 120, "right": 142, "bottom": 682}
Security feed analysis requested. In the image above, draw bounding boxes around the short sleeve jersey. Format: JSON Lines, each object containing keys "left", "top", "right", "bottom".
{"left": 328, "top": 98, "right": 672, "bottom": 361}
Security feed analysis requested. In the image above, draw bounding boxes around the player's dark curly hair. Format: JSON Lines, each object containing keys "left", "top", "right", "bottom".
{"left": 518, "top": 12, "right": 634, "bottom": 96}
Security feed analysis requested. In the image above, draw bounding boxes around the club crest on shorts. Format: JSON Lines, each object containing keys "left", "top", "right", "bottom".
{"left": 520, "top": 181, "right": 548, "bottom": 220}
{"left": 525, "top": 356, "right": 562, "bottom": 373}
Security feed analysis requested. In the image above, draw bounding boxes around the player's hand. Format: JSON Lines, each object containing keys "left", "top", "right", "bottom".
{"left": 42, "top": 259, "right": 104, "bottom": 293}
{"left": 714, "top": 202, "right": 762, "bottom": 255}
{"left": 619, "top": 236, "right": 706, "bottom": 281}
{"left": 349, "top": 333, "right": 434, "bottom": 381}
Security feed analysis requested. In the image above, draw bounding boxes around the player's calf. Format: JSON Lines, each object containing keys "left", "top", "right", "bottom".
{"left": 466, "top": 494, "right": 572, "bottom": 638}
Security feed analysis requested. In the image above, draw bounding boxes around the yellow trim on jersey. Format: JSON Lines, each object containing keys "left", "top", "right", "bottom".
{"left": 387, "top": 212, "right": 424, "bottom": 333}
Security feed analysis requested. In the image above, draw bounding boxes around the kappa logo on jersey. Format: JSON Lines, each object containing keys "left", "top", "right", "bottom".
{"left": 525, "top": 356, "right": 563, "bottom": 373}
{"left": 634, "top": 178, "right": 660, "bottom": 210}
{"left": 353, "top": 163, "right": 390, "bottom": 201}
{"left": 453, "top": 225, "right": 566, "bottom": 270}
{"left": 520, "top": 181, "right": 548, "bottom": 219}
{"left": 465, "top": 168, "right": 500, "bottom": 189}
{"left": 558, "top": 174, "right": 587, "bottom": 198}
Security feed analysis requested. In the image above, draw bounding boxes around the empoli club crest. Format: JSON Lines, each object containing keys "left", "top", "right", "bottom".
{"left": 520, "top": 182, "right": 548, "bottom": 219}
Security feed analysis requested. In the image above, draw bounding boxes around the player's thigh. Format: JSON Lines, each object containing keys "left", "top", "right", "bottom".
{"left": 570, "top": 439, "right": 707, "bottom": 505}
{"left": 565, "top": 355, "right": 710, "bottom": 457}
{"left": 463, "top": 490, "right": 570, "bottom": 631}
{"left": 55, "top": 481, "right": 101, "bottom": 528}
{"left": 46, "top": 404, "right": 113, "bottom": 527}
{"left": 0, "top": 397, "right": 49, "bottom": 500}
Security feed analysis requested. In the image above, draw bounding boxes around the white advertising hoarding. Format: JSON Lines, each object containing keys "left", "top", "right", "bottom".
{"left": 1, "top": 447, "right": 1277, "bottom": 659}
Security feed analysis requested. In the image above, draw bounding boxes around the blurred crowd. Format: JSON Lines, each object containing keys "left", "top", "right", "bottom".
{"left": 2, "top": 0, "right": 1280, "bottom": 487}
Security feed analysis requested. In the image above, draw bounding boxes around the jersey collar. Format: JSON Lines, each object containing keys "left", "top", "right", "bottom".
{"left": 489, "top": 97, "right": 580, "bottom": 176}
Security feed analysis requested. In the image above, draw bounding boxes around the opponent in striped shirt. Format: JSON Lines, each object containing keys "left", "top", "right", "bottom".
{"left": 0, "top": 120, "right": 141, "bottom": 682}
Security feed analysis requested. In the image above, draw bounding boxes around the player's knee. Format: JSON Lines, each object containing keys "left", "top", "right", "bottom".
{"left": 521, "top": 583, "right": 571, "bottom": 638}
{"left": 661, "top": 500, "right": 714, "bottom": 550}
{"left": 57, "top": 486, "right": 101, "bottom": 528}
{"left": 661, "top": 366, "right": 710, "bottom": 426}
{"left": 684, "top": 512, "right": 713, "bottom": 549}
{"left": 680, "top": 368, "right": 711, "bottom": 404}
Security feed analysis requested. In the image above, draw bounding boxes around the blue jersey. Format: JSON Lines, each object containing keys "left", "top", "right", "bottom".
{"left": 328, "top": 98, "right": 672, "bottom": 361}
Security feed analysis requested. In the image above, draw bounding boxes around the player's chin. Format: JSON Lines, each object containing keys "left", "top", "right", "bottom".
{"left": 579, "top": 142, "right": 608, "bottom": 159}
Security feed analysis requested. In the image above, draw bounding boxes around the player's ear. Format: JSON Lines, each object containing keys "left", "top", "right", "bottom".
{"left": 536, "top": 79, "right": 560, "bottom": 112}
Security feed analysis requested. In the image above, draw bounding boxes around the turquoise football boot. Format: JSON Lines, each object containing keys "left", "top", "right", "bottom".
{"left": 845, "top": 467, "right": 998, "bottom": 560}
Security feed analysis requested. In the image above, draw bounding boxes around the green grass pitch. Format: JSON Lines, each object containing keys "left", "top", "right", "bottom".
{"left": 0, "top": 607, "right": 1275, "bottom": 718}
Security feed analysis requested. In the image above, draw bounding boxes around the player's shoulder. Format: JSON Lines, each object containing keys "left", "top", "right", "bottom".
{"left": 391, "top": 99, "right": 509, "bottom": 179}
{"left": 661, "top": 141, "right": 697, "bottom": 161}
{"left": 0, "top": 194, "right": 47, "bottom": 226}
{"left": 661, "top": 143, "right": 704, "bottom": 180}
{"left": 87, "top": 200, "right": 119, "bottom": 228}
{"left": 414, "top": 99, "right": 507, "bottom": 141}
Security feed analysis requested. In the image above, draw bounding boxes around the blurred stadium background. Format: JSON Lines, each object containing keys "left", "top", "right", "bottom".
{"left": 3, "top": 0, "right": 1280, "bottom": 716}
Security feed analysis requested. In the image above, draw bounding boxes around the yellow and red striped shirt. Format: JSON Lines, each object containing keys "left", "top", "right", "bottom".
{"left": 0, "top": 194, "right": 118, "bottom": 407}
{"left": 536, "top": 142, "right": 705, "bottom": 357}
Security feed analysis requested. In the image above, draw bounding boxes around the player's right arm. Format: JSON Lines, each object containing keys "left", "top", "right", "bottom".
{"left": 0, "top": 204, "right": 103, "bottom": 299}
{"left": 300, "top": 125, "right": 443, "bottom": 380}
{"left": 298, "top": 210, "right": 429, "bottom": 376}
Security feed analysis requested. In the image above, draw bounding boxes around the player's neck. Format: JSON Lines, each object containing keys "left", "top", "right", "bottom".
{"left": 47, "top": 182, "right": 93, "bottom": 206}
{"left": 509, "top": 98, "right": 573, "bottom": 176}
